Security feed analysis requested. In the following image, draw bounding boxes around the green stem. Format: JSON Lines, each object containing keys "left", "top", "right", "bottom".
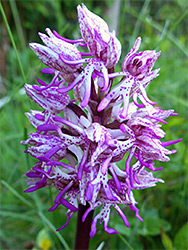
{"left": 9, "top": 0, "right": 26, "bottom": 48}
{"left": 131, "top": 0, "right": 152, "bottom": 45}
{"left": 0, "top": 2, "right": 26, "bottom": 83}
{"left": 118, "top": 233, "right": 134, "bottom": 250}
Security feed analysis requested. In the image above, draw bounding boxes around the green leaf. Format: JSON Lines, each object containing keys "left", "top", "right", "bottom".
{"left": 118, "top": 234, "right": 134, "bottom": 250}
{"left": 174, "top": 222, "right": 188, "bottom": 250}
{"left": 109, "top": 214, "right": 132, "bottom": 236}
{"left": 113, "top": 223, "right": 131, "bottom": 237}
{"left": 143, "top": 208, "right": 159, "bottom": 219}
{"left": 0, "top": 210, "right": 38, "bottom": 222}
{"left": 160, "top": 227, "right": 173, "bottom": 250}
{"left": 138, "top": 217, "right": 171, "bottom": 236}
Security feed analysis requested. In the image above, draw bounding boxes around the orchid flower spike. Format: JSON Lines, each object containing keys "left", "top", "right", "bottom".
{"left": 22, "top": 3, "right": 181, "bottom": 240}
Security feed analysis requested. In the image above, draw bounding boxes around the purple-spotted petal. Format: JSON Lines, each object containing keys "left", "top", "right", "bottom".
{"left": 25, "top": 84, "right": 70, "bottom": 113}
{"left": 105, "top": 31, "right": 121, "bottom": 68}
{"left": 121, "top": 37, "right": 160, "bottom": 82}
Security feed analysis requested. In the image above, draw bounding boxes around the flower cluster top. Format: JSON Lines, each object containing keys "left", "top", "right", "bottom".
{"left": 22, "top": 3, "right": 181, "bottom": 237}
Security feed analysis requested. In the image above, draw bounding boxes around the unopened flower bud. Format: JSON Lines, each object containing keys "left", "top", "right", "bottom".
{"left": 77, "top": 3, "right": 121, "bottom": 68}
{"left": 30, "top": 28, "right": 82, "bottom": 82}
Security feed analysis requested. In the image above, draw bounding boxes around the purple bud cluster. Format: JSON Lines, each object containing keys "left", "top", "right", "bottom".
{"left": 22, "top": 3, "right": 181, "bottom": 237}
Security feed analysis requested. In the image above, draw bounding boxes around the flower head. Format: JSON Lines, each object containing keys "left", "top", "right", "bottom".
{"left": 22, "top": 4, "right": 181, "bottom": 239}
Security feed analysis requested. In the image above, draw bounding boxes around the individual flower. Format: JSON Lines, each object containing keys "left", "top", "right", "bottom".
{"left": 24, "top": 82, "right": 70, "bottom": 114}
{"left": 29, "top": 28, "right": 83, "bottom": 83}
{"left": 25, "top": 110, "right": 65, "bottom": 129}
{"left": 121, "top": 37, "right": 160, "bottom": 84}
{"left": 24, "top": 160, "right": 79, "bottom": 214}
{"left": 97, "top": 38, "right": 161, "bottom": 118}
{"left": 121, "top": 117, "right": 173, "bottom": 172}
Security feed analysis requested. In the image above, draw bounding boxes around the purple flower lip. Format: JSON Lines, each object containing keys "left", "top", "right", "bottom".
{"left": 97, "top": 72, "right": 135, "bottom": 118}
{"left": 41, "top": 68, "right": 55, "bottom": 74}
{"left": 161, "top": 138, "right": 182, "bottom": 147}
{"left": 53, "top": 29, "right": 84, "bottom": 44}
{"left": 57, "top": 58, "right": 109, "bottom": 107}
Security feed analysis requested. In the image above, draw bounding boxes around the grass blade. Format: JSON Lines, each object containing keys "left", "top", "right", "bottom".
{"left": 131, "top": 0, "right": 152, "bottom": 44}
{"left": 126, "top": 5, "right": 188, "bottom": 57}
{"left": 38, "top": 211, "right": 70, "bottom": 250}
{"left": 9, "top": 0, "right": 26, "bottom": 48}
{"left": 1, "top": 180, "right": 32, "bottom": 207}
{"left": 0, "top": 210, "right": 38, "bottom": 222}
{"left": 118, "top": 233, "right": 134, "bottom": 250}
{"left": 0, "top": 3, "right": 26, "bottom": 83}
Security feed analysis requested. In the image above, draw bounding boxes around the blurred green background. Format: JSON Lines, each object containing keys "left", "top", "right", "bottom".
{"left": 0, "top": 0, "right": 187, "bottom": 249}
